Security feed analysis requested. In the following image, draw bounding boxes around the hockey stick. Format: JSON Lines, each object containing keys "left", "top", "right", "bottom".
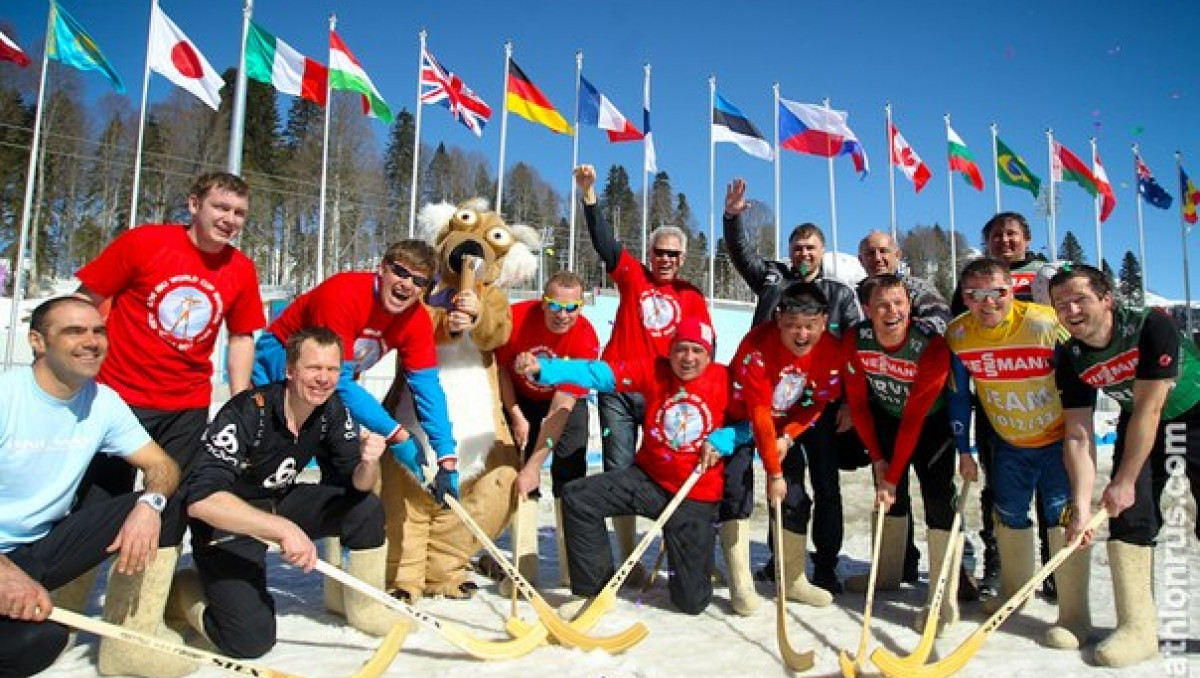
{"left": 639, "top": 540, "right": 668, "bottom": 595}
{"left": 446, "top": 495, "right": 650, "bottom": 654}
{"left": 505, "top": 464, "right": 705, "bottom": 642}
{"left": 48, "top": 607, "right": 404, "bottom": 678}
{"left": 873, "top": 479, "right": 973, "bottom": 669}
{"left": 839, "top": 507, "right": 888, "bottom": 677}
{"left": 871, "top": 508, "right": 1109, "bottom": 678}
{"left": 773, "top": 499, "right": 817, "bottom": 672}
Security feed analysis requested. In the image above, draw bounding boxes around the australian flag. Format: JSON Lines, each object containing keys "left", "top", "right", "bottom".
{"left": 1135, "top": 153, "right": 1173, "bottom": 210}
{"left": 420, "top": 48, "right": 491, "bottom": 137}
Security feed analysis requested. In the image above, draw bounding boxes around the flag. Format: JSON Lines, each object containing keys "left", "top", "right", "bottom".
{"left": 506, "top": 59, "right": 571, "bottom": 135}
{"left": 1092, "top": 149, "right": 1116, "bottom": 223}
{"left": 947, "top": 125, "right": 984, "bottom": 191}
{"left": 889, "top": 122, "right": 931, "bottom": 192}
{"left": 1182, "top": 165, "right": 1200, "bottom": 225}
{"left": 778, "top": 98, "right": 868, "bottom": 175}
{"left": 0, "top": 29, "right": 30, "bottom": 67}
{"left": 47, "top": 1, "right": 124, "bottom": 92}
{"left": 643, "top": 88, "right": 657, "bottom": 174}
{"left": 996, "top": 137, "right": 1041, "bottom": 197}
{"left": 1052, "top": 141, "right": 1100, "bottom": 197}
{"left": 420, "top": 47, "right": 491, "bottom": 137}
{"left": 246, "top": 22, "right": 327, "bottom": 105}
{"left": 578, "top": 75, "right": 642, "bottom": 142}
{"left": 148, "top": 4, "right": 224, "bottom": 110}
{"left": 1135, "top": 153, "right": 1172, "bottom": 210}
{"left": 329, "top": 31, "right": 392, "bottom": 123}
{"left": 713, "top": 92, "right": 772, "bottom": 161}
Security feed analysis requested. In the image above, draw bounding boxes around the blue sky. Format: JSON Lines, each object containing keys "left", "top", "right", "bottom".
{"left": 5, "top": 0, "right": 1200, "bottom": 299}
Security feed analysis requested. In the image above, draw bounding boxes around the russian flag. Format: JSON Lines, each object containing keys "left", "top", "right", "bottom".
{"left": 579, "top": 75, "right": 643, "bottom": 142}
{"left": 779, "top": 98, "right": 869, "bottom": 177}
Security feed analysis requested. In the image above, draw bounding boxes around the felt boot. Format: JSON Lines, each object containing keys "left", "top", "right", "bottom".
{"left": 720, "top": 519, "right": 761, "bottom": 616}
{"left": 98, "top": 547, "right": 197, "bottom": 678}
{"left": 1095, "top": 541, "right": 1158, "bottom": 667}
{"left": 781, "top": 530, "right": 832, "bottom": 607}
{"left": 1043, "top": 527, "right": 1092, "bottom": 649}
{"left": 982, "top": 524, "right": 1035, "bottom": 614}
{"left": 846, "top": 514, "right": 909, "bottom": 593}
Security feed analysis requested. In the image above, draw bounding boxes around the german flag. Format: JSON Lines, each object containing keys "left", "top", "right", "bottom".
{"left": 506, "top": 59, "right": 572, "bottom": 135}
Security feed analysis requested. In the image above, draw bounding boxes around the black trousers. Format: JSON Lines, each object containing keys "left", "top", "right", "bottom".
{"left": 189, "top": 485, "right": 384, "bottom": 659}
{"left": 507, "top": 395, "right": 590, "bottom": 498}
{"left": 870, "top": 406, "right": 957, "bottom": 530}
{"left": 561, "top": 465, "right": 717, "bottom": 615}
{"left": 1110, "top": 404, "right": 1200, "bottom": 545}
{"left": 0, "top": 493, "right": 185, "bottom": 678}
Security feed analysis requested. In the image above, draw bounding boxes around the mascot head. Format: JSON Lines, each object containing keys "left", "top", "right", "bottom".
{"left": 417, "top": 198, "right": 541, "bottom": 290}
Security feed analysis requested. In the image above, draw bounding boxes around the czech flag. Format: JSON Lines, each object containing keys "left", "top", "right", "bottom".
{"left": 779, "top": 97, "right": 868, "bottom": 177}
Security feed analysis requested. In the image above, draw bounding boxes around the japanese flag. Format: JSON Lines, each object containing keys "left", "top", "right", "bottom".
{"left": 148, "top": 4, "right": 223, "bottom": 110}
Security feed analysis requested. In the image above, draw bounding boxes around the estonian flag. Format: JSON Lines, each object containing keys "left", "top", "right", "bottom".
{"left": 713, "top": 92, "right": 772, "bottom": 161}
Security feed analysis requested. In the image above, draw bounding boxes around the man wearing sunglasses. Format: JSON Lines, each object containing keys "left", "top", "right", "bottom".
{"left": 945, "top": 258, "right": 1091, "bottom": 651}
{"left": 494, "top": 271, "right": 600, "bottom": 587}
{"left": 576, "top": 164, "right": 711, "bottom": 574}
{"left": 252, "top": 240, "right": 457, "bottom": 502}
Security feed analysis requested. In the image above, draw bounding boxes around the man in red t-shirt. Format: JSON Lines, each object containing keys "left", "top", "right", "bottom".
{"left": 517, "top": 318, "right": 729, "bottom": 615}
{"left": 575, "top": 164, "right": 711, "bottom": 567}
{"left": 74, "top": 171, "right": 265, "bottom": 678}
{"left": 494, "top": 271, "right": 599, "bottom": 586}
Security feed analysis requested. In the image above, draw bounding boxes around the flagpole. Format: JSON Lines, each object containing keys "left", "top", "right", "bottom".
{"left": 1177, "top": 151, "right": 1193, "bottom": 336}
{"left": 773, "top": 83, "right": 781, "bottom": 260}
{"left": 824, "top": 97, "right": 839, "bottom": 279}
{"left": 885, "top": 102, "right": 896, "bottom": 242}
{"left": 945, "top": 113, "right": 957, "bottom": 288}
{"left": 641, "top": 63, "right": 651, "bottom": 262}
{"left": 1046, "top": 128, "right": 1058, "bottom": 261}
{"left": 991, "top": 122, "right": 1001, "bottom": 213}
{"left": 3, "top": 4, "right": 53, "bottom": 369}
{"left": 127, "top": 0, "right": 158, "bottom": 229}
{"left": 495, "top": 41, "right": 512, "bottom": 211}
{"left": 316, "top": 13, "right": 336, "bottom": 283}
{"left": 226, "top": 0, "right": 252, "bottom": 174}
{"left": 567, "top": 50, "right": 581, "bottom": 272}
{"left": 708, "top": 76, "right": 716, "bottom": 305}
{"left": 407, "top": 30, "right": 427, "bottom": 237}
{"left": 1090, "top": 137, "right": 1102, "bottom": 267}
{"left": 1133, "top": 144, "right": 1147, "bottom": 303}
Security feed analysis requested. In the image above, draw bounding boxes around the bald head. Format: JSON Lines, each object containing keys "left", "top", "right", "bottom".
{"left": 858, "top": 231, "right": 900, "bottom": 276}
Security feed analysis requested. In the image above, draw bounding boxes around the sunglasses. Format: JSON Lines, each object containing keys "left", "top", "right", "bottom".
{"left": 543, "top": 297, "right": 582, "bottom": 313}
{"left": 963, "top": 287, "right": 1011, "bottom": 302}
{"left": 652, "top": 248, "right": 683, "bottom": 259}
{"left": 386, "top": 260, "right": 431, "bottom": 288}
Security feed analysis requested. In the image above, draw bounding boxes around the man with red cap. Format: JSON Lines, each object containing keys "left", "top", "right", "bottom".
{"left": 514, "top": 317, "right": 731, "bottom": 615}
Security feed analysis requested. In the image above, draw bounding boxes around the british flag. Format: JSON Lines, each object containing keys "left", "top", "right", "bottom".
{"left": 420, "top": 48, "right": 491, "bottom": 137}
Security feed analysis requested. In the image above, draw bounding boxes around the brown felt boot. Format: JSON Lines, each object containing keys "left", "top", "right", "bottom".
{"left": 98, "top": 547, "right": 197, "bottom": 677}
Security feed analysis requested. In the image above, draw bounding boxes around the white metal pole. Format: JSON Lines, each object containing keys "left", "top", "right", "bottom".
{"left": 1091, "top": 138, "right": 1102, "bottom": 266}
{"left": 1133, "top": 144, "right": 1147, "bottom": 303}
{"left": 128, "top": 0, "right": 157, "bottom": 228}
{"left": 886, "top": 102, "right": 896, "bottom": 242}
{"left": 226, "top": 0, "right": 252, "bottom": 174}
{"left": 945, "top": 113, "right": 958, "bottom": 288}
{"left": 773, "top": 83, "right": 781, "bottom": 261}
{"left": 708, "top": 76, "right": 716, "bottom": 304}
{"left": 316, "top": 14, "right": 336, "bottom": 282}
{"left": 641, "top": 63, "right": 650, "bottom": 262}
{"left": 991, "top": 123, "right": 1001, "bottom": 213}
{"left": 1178, "top": 151, "right": 1193, "bottom": 335}
{"left": 567, "top": 51, "right": 581, "bottom": 272}
{"left": 495, "top": 42, "right": 512, "bottom": 211}
{"left": 1047, "top": 129, "right": 1058, "bottom": 261}
{"left": 824, "top": 97, "right": 839, "bottom": 279}
{"left": 407, "top": 30, "right": 426, "bottom": 237}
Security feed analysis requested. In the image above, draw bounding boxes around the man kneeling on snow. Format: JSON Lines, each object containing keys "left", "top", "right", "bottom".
{"left": 175, "top": 328, "right": 407, "bottom": 658}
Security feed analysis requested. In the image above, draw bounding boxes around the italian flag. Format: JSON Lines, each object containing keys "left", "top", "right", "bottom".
{"left": 329, "top": 31, "right": 393, "bottom": 123}
{"left": 947, "top": 125, "right": 983, "bottom": 191}
{"left": 1052, "top": 141, "right": 1099, "bottom": 197}
{"left": 245, "top": 22, "right": 327, "bottom": 105}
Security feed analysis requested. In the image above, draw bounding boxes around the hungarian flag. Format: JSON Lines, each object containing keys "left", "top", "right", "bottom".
{"left": 0, "top": 29, "right": 30, "bottom": 67}
{"left": 329, "top": 31, "right": 392, "bottom": 123}
{"left": 996, "top": 137, "right": 1041, "bottom": 198}
{"left": 1182, "top": 164, "right": 1200, "bottom": 226}
{"left": 506, "top": 59, "right": 571, "bottom": 135}
{"left": 889, "top": 122, "right": 931, "bottom": 192}
{"left": 1052, "top": 141, "right": 1099, "bottom": 197}
{"left": 147, "top": 3, "right": 224, "bottom": 110}
{"left": 1092, "top": 148, "right": 1116, "bottom": 223}
{"left": 246, "top": 22, "right": 327, "bottom": 105}
{"left": 947, "top": 125, "right": 984, "bottom": 191}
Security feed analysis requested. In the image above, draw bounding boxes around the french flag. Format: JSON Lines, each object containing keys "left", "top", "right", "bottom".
{"left": 579, "top": 75, "right": 643, "bottom": 142}
{"left": 779, "top": 97, "right": 869, "bottom": 177}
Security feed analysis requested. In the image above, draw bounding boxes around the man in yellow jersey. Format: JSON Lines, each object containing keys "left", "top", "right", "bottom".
{"left": 945, "top": 258, "right": 1092, "bottom": 650}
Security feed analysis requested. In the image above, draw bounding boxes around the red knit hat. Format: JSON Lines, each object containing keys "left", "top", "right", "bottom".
{"left": 672, "top": 317, "right": 715, "bottom": 354}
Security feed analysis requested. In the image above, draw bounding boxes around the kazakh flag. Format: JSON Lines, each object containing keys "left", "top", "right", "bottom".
{"left": 47, "top": 1, "right": 125, "bottom": 93}
{"left": 996, "top": 137, "right": 1041, "bottom": 198}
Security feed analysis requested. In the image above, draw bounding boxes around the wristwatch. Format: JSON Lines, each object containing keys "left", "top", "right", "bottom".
{"left": 137, "top": 492, "right": 168, "bottom": 512}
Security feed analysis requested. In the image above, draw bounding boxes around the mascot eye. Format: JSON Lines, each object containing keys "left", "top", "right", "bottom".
{"left": 455, "top": 210, "right": 479, "bottom": 226}
{"left": 487, "top": 227, "right": 514, "bottom": 249}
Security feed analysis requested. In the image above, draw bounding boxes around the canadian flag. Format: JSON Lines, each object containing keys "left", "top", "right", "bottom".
{"left": 148, "top": 4, "right": 224, "bottom": 110}
{"left": 889, "top": 122, "right": 931, "bottom": 193}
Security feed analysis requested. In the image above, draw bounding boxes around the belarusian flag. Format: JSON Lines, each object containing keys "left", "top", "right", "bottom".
{"left": 947, "top": 124, "right": 983, "bottom": 191}
{"left": 1052, "top": 141, "right": 1099, "bottom": 197}
{"left": 329, "top": 31, "right": 392, "bottom": 123}
{"left": 246, "top": 22, "right": 327, "bottom": 105}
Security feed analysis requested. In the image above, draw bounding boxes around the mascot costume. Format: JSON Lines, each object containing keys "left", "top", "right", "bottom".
{"left": 380, "top": 198, "right": 541, "bottom": 601}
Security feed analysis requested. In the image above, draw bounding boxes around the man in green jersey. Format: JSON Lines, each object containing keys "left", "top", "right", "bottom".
{"left": 1050, "top": 264, "right": 1200, "bottom": 668}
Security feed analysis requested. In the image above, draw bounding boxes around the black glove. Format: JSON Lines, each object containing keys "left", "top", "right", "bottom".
{"left": 432, "top": 466, "right": 459, "bottom": 506}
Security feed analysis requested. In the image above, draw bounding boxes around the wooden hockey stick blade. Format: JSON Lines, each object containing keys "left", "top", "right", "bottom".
{"left": 49, "top": 607, "right": 404, "bottom": 678}
{"left": 840, "top": 507, "right": 888, "bottom": 678}
{"left": 871, "top": 508, "right": 1109, "bottom": 678}
{"left": 446, "top": 495, "right": 649, "bottom": 653}
{"left": 873, "top": 480, "right": 974, "bottom": 669}
{"left": 773, "top": 500, "right": 816, "bottom": 672}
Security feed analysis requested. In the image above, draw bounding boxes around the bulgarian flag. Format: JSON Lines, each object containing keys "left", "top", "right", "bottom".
{"left": 329, "top": 31, "right": 392, "bottom": 123}
{"left": 246, "top": 22, "right": 327, "bottom": 105}
{"left": 1052, "top": 140, "right": 1099, "bottom": 197}
{"left": 947, "top": 124, "right": 983, "bottom": 191}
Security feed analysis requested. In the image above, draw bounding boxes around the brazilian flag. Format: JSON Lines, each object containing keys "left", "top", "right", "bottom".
{"left": 996, "top": 137, "right": 1041, "bottom": 198}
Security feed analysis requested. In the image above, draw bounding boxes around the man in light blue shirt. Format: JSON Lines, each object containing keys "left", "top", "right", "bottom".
{"left": 0, "top": 297, "right": 184, "bottom": 678}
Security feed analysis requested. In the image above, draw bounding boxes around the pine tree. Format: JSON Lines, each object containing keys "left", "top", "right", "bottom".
{"left": 1059, "top": 231, "right": 1086, "bottom": 264}
{"left": 1118, "top": 250, "right": 1144, "bottom": 308}
{"left": 1101, "top": 258, "right": 1118, "bottom": 300}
